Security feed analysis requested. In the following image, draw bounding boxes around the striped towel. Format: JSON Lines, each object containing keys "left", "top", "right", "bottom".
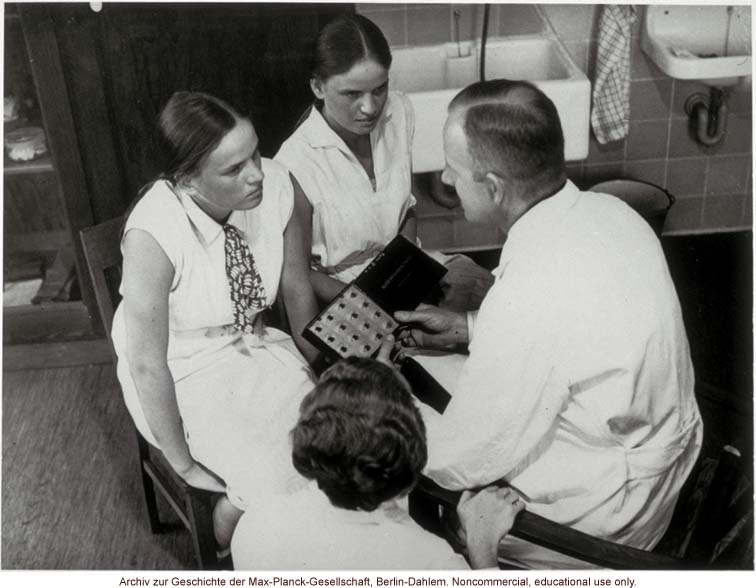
{"left": 591, "top": 5, "right": 636, "bottom": 144}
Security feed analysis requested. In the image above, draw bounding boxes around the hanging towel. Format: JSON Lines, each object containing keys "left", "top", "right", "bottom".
{"left": 591, "top": 5, "right": 636, "bottom": 144}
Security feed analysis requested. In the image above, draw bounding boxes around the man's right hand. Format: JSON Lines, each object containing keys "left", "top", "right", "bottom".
{"left": 394, "top": 304, "right": 469, "bottom": 350}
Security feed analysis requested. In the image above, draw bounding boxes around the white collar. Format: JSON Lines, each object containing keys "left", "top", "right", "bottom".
{"left": 298, "top": 96, "right": 394, "bottom": 151}
{"left": 495, "top": 179, "right": 579, "bottom": 276}
{"left": 168, "top": 180, "right": 228, "bottom": 245}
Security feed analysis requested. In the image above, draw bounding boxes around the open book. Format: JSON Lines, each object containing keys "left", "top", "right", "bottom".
{"left": 302, "top": 235, "right": 452, "bottom": 413}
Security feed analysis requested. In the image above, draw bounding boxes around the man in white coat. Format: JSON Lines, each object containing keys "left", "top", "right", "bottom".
{"left": 395, "top": 79, "right": 703, "bottom": 568}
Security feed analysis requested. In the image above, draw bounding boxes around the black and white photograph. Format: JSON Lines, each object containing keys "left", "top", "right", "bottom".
{"left": 1, "top": 0, "right": 753, "bottom": 575}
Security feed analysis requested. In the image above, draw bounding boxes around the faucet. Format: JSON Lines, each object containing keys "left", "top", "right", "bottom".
{"left": 453, "top": 9, "right": 462, "bottom": 57}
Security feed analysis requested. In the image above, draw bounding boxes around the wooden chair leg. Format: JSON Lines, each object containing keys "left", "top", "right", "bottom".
{"left": 186, "top": 489, "right": 220, "bottom": 570}
{"left": 135, "top": 430, "right": 162, "bottom": 534}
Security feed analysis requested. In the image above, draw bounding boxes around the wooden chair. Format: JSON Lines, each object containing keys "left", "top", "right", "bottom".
{"left": 410, "top": 443, "right": 753, "bottom": 570}
{"left": 79, "top": 216, "right": 224, "bottom": 570}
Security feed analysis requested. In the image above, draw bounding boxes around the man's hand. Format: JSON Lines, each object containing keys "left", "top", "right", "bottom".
{"left": 394, "top": 304, "right": 468, "bottom": 350}
{"left": 457, "top": 486, "right": 525, "bottom": 569}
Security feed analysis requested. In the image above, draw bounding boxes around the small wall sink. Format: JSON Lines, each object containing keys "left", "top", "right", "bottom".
{"left": 641, "top": 5, "right": 752, "bottom": 87}
{"left": 391, "top": 33, "right": 590, "bottom": 172}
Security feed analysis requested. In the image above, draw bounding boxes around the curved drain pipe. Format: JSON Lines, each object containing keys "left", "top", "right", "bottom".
{"left": 685, "top": 87, "right": 729, "bottom": 147}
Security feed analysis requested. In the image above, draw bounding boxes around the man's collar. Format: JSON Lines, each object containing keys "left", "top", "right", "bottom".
{"left": 495, "top": 179, "right": 577, "bottom": 275}
{"left": 510, "top": 179, "right": 576, "bottom": 235}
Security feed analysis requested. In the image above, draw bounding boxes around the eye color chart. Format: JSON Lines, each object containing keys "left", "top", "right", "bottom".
{"left": 305, "top": 284, "right": 398, "bottom": 359}
{"left": 302, "top": 235, "right": 448, "bottom": 361}
{"left": 302, "top": 236, "right": 452, "bottom": 413}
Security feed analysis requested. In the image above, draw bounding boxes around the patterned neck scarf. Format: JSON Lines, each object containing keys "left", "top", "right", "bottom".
{"left": 223, "top": 224, "right": 267, "bottom": 334}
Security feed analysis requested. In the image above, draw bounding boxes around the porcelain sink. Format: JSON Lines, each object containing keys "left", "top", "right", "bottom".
{"left": 641, "top": 5, "right": 752, "bottom": 87}
{"left": 390, "top": 35, "right": 590, "bottom": 172}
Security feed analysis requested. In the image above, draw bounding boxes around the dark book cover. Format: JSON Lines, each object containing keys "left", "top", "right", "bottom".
{"left": 353, "top": 234, "right": 448, "bottom": 314}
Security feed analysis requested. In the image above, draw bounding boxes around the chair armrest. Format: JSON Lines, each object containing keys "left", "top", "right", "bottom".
{"left": 415, "top": 476, "right": 693, "bottom": 570}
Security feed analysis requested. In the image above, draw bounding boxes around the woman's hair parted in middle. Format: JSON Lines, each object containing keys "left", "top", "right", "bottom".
{"left": 291, "top": 357, "right": 427, "bottom": 512}
{"left": 158, "top": 91, "right": 243, "bottom": 181}
{"left": 311, "top": 14, "right": 392, "bottom": 82}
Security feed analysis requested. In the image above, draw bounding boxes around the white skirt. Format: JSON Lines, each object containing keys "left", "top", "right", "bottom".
{"left": 118, "top": 330, "right": 314, "bottom": 510}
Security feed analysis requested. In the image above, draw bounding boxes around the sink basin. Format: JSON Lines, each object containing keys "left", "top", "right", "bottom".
{"left": 641, "top": 5, "right": 752, "bottom": 87}
{"left": 391, "top": 35, "right": 590, "bottom": 172}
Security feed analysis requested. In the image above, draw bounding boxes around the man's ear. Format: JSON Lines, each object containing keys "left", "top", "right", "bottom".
{"left": 484, "top": 172, "right": 507, "bottom": 206}
{"left": 310, "top": 77, "right": 325, "bottom": 101}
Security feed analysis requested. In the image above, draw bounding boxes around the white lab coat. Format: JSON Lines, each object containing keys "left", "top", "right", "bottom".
{"left": 419, "top": 181, "right": 703, "bottom": 568}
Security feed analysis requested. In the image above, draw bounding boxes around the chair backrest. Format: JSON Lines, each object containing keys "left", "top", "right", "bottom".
{"left": 79, "top": 216, "right": 125, "bottom": 351}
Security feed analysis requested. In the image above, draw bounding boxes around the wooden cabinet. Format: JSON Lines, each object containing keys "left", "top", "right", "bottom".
{"left": 3, "top": 3, "right": 99, "bottom": 355}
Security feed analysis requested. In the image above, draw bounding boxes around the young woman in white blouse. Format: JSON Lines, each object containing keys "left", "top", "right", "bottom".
{"left": 111, "top": 91, "right": 319, "bottom": 553}
{"left": 275, "top": 14, "right": 493, "bottom": 310}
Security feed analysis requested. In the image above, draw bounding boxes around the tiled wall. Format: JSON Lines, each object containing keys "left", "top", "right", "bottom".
{"left": 547, "top": 4, "right": 752, "bottom": 235}
{"left": 357, "top": 3, "right": 546, "bottom": 45}
{"left": 358, "top": 3, "right": 753, "bottom": 241}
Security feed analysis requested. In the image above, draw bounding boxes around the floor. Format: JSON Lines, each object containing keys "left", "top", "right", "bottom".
{"left": 1, "top": 365, "right": 195, "bottom": 569}
{"left": 1, "top": 230, "right": 752, "bottom": 570}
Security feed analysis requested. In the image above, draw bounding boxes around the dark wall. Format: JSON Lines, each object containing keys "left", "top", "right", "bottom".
{"left": 46, "top": 2, "right": 352, "bottom": 221}
{"left": 662, "top": 231, "right": 754, "bottom": 403}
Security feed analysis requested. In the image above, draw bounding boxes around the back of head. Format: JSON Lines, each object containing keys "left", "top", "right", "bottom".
{"left": 449, "top": 80, "right": 566, "bottom": 197}
{"left": 158, "top": 91, "right": 241, "bottom": 181}
{"left": 291, "top": 357, "right": 427, "bottom": 512}
{"left": 312, "top": 14, "right": 392, "bottom": 81}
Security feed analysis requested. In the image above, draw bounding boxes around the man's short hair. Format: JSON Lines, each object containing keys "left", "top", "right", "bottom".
{"left": 449, "top": 80, "right": 566, "bottom": 194}
{"left": 291, "top": 357, "right": 427, "bottom": 512}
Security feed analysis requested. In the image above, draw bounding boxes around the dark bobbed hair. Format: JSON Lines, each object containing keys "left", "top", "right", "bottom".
{"left": 158, "top": 91, "right": 243, "bottom": 181}
{"left": 312, "top": 14, "right": 392, "bottom": 81}
{"left": 291, "top": 357, "right": 427, "bottom": 512}
{"left": 449, "top": 80, "right": 566, "bottom": 196}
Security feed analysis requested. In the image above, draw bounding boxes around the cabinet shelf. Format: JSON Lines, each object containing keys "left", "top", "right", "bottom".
{"left": 3, "top": 300, "right": 97, "bottom": 346}
{"left": 3, "top": 155, "right": 55, "bottom": 176}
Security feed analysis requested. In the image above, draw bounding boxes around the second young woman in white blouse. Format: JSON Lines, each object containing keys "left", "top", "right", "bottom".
{"left": 275, "top": 14, "right": 493, "bottom": 310}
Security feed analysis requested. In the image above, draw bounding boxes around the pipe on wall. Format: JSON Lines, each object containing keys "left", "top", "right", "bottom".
{"left": 685, "top": 87, "right": 729, "bottom": 147}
